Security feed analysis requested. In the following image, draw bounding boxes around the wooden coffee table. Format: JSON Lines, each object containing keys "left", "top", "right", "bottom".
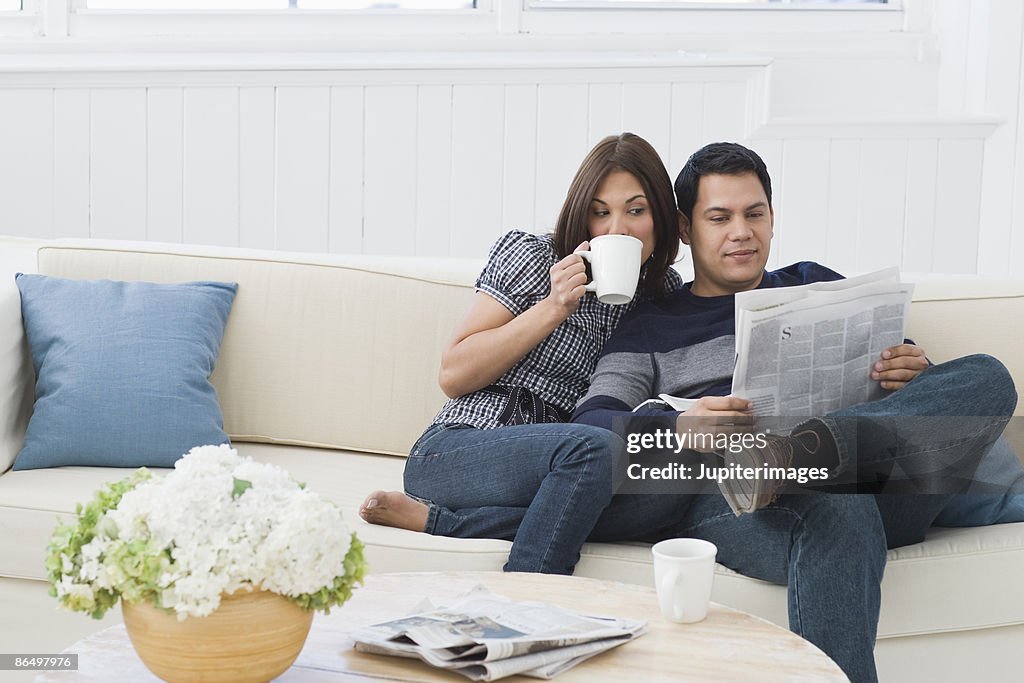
{"left": 38, "top": 571, "right": 847, "bottom": 682}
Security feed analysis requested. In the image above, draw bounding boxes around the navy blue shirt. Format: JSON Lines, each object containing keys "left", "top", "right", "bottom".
{"left": 573, "top": 262, "right": 843, "bottom": 430}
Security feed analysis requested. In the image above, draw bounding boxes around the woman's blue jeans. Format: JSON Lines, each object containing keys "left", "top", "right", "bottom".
{"left": 403, "top": 422, "right": 623, "bottom": 575}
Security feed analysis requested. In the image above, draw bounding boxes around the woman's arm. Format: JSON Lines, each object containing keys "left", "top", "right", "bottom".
{"left": 439, "top": 251, "right": 589, "bottom": 398}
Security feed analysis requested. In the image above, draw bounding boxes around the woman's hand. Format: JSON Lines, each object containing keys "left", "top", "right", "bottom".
{"left": 872, "top": 344, "right": 928, "bottom": 391}
{"left": 542, "top": 242, "right": 591, "bottom": 321}
{"left": 438, "top": 242, "right": 594, "bottom": 399}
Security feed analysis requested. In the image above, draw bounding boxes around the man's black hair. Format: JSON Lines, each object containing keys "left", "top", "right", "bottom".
{"left": 674, "top": 142, "right": 772, "bottom": 221}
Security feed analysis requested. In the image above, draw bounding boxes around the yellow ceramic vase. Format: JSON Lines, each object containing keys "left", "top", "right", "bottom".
{"left": 122, "top": 589, "right": 314, "bottom": 683}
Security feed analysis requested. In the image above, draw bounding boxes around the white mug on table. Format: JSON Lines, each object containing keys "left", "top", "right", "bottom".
{"left": 578, "top": 234, "right": 643, "bottom": 305}
{"left": 652, "top": 538, "right": 718, "bottom": 623}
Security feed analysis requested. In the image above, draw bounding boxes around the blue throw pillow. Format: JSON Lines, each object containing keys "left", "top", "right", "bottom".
{"left": 13, "top": 274, "right": 238, "bottom": 470}
{"left": 934, "top": 435, "right": 1024, "bottom": 527}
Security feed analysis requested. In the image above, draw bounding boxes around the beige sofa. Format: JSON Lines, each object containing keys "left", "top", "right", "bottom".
{"left": 2, "top": 236, "right": 1023, "bottom": 682}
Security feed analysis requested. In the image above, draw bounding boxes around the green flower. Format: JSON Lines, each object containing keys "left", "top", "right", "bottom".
{"left": 45, "top": 453, "right": 369, "bottom": 622}
{"left": 291, "top": 535, "right": 367, "bottom": 614}
{"left": 45, "top": 469, "right": 152, "bottom": 619}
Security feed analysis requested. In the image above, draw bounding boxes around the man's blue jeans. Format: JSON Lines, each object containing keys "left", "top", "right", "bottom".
{"left": 403, "top": 422, "right": 623, "bottom": 575}
{"left": 407, "top": 355, "right": 1016, "bottom": 683}
{"left": 596, "top": 354, "right": 1016, "bottom": 683}
{"left": 673, "top": 354, "right": 1017, "bottom": 683}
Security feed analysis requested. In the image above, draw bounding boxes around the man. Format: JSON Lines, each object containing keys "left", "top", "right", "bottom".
{"left": 572, "top": 142, "right": 1017, "bottom": 683}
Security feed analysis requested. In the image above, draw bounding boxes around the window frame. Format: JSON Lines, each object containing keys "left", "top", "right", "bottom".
{"left": 0, "top": 0, "right": 906, "bottom": 43}
{"left": 0, "top": 0, "right": 37, "bottom": 38}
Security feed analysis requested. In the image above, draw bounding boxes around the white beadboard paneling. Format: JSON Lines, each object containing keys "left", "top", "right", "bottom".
{"left": 535, "top": 84, "right": 589, "bottom": 234}
{"left": 753, "top": 118, "right": 999, "bottom": 141}
{"left": 750, "top": 139, "right": 783, "bottom": 271}
{"left": 1014, "top": 34, "right": 1024, "bottom": 273}
{"left": 239, "top": 87, "right": 276, "bottom": 250}
{"left": 936, "top": 0, "right": 972, "bottom": 113}
{"left": 964, "top": 1, "right": 990, "bottom": 112}
{"left": 0, "top": 90, "right": 53, "bottom": 239}
{"left": 587, "top": 83, "right": 622, "bottom": 149}
{"left": 856, "top": 139, "right": 907, "bottom": 273}
{"left": 91, "top": 88, "right": 146, "bottom": 241}
{"left": 328, "top": 85, "right": 364, "bottom": 254}
{"left": 745, "top": 67, "right": 770, "bottom": 134}
{"left": 363, "top": 85, "right": 417, "bottom": 256}
{"left": 621, "top": 83, "right": 672, "bottom": 164}
{"left": 146, "top": 87, "right": 183, "bottom": 244}
{"left": 415, "top": 85, "right": 453, "bottom": 258}
{"left": 183, "top": 88, "right": 239, "bottom": 247}
{"left": 275, "top": 87, "right": 331, "bottom": 253}
{"left": 0, "top": 54, "right": 1009, "bottom": 282}
{"left": 933, "top": 139, "right": 984, "bottom": 274}
{"left": 702, "top": 81, "right": 748, "bottom": 146}
{"left": 977, "top": 1, "right": 1024, "bottom": 274}
{"left": 502, "top": 84, "right": 538, "bottom": 234}
{"left": 902, "top": 139, "right": 939, "bottom": 274}
{"left": 777, "top": 140, "right": 829, "bottom": 268}
{"left": 824, "top": 139, "right": 861, "bottom": 275}
{"left": 53, "top": 89, "right": 89, "bottom": 239}
{"left": 669, "top": 82, "right": 705, "bottom": 175}
{"left": 451, "top": 85, "right": 504, "bottom": 259}
{"left": 978, "top": 124, "right": 1016, "bottom": 274}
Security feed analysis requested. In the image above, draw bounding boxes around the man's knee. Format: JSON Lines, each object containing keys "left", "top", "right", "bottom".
{"left": 945, "top": 354, "right": 1017, "bottom": 414}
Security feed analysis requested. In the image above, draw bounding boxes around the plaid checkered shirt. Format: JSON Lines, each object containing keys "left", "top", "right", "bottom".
{"left": 431, "top": 230, "right": 682, "bottom": 430}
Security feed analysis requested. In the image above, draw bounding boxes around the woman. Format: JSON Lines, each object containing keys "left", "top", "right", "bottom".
{"left": 360, "top": 133, "right": 682, "bottom": 574}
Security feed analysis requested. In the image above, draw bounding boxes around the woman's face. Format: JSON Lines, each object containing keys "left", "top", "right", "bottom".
{"left": 586, "top": 170, "right": 657, "bottom": 262}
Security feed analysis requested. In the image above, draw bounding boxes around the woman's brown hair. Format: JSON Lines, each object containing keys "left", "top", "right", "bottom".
{"left": 552, "top": 133, "right": 680, "bottom": 297}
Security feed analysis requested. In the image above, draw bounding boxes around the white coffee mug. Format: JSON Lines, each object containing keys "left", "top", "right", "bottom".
{"left": 578, "top": 234, "right": 643, "bottom": 305}
{"left": 651, "top": 538, "right": 718, "bottom": 623}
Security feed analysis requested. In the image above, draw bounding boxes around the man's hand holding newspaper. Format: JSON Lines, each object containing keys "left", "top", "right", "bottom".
{"left": 732, "top": 267, "right": 914, "bottom": 417}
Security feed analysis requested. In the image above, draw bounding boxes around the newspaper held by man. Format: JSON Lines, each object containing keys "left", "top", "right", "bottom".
{"left": 731, "top": 267, "right": 914, "bottom": 418}
{"left": 351, "top": 586, "right": 647, "bottom": 681}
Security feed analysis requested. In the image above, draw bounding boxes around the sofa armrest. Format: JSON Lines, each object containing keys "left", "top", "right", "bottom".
{"left": 0, "top": 238, "right": 40, "bottom": 473}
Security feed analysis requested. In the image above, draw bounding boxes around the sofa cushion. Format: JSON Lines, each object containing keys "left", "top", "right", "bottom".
{"left": 32, "top": 246, "right": 1024, "bottom": 466}
{"left": 934, "top": 436, "right": 1024, "bottom": 527}
{"left": 13, "top": 274, "right": 237, "bottom": 470}
{"left": 0, "top": 238, "right": 39, "bottom": 473}
{"left": 36, "top": 242, "right": 480, "bottom": 458}
{"left": 2, "top": 442, "right": 1023, "bottom": 640}
{"left": 904, "top": 274, "right": 1024, "bottom": 419}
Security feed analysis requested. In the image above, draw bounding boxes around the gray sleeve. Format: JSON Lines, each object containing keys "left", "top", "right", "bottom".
{"left": 577, "top": 350, "right": 657, "bottom": 411}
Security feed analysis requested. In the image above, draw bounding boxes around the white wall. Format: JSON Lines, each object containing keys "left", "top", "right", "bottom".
{"left": 932, "top": 0, "right": 1024, "bottom": 276}
{"left": 0, "top": 0, "right": 1021, "bottom": 276}
{"left": 0, "top": 56, "right": 768, "bottom": 259}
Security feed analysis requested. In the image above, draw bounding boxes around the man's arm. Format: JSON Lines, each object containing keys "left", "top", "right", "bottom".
{"left": 573, "top": 395, "right": 680, "bottom": 433}
{"left": 572, "top": 322, "right": 752, "bottom": 442}
{"left": 572, "top": 313, "right": 680, "bottom": 431}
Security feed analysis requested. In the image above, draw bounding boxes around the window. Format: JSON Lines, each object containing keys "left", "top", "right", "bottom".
{"left": 86, "top": 0, "right": 476, "bottom": 8}
{"left": 531, "top": 0, "right": 888, "bottom": 4}
{"left": 84, "top": 0, "right": 887, "bottom": 9}
{"left": 4, "top": 0, "right": 901, "bottom": 43}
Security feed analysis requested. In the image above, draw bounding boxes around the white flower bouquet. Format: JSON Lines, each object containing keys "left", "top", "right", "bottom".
{"left": 46, "top": 444, "right": 366, "bottom": 620}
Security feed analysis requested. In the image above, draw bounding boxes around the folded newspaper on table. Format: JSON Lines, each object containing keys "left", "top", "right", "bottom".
{"left": 351, "top": 587, "right": 646, "bottom": 681}
{"left": 732, "top": 267, "right": 914, "bottom": 417}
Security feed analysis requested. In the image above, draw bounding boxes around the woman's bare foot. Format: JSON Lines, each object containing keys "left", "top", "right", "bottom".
{"left": 359, "top": 491, "right": 429, "bottom": 532}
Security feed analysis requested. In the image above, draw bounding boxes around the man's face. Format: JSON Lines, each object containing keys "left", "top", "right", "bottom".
{"left": 680, "top": 171, "right": 773, "bottom": 297}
